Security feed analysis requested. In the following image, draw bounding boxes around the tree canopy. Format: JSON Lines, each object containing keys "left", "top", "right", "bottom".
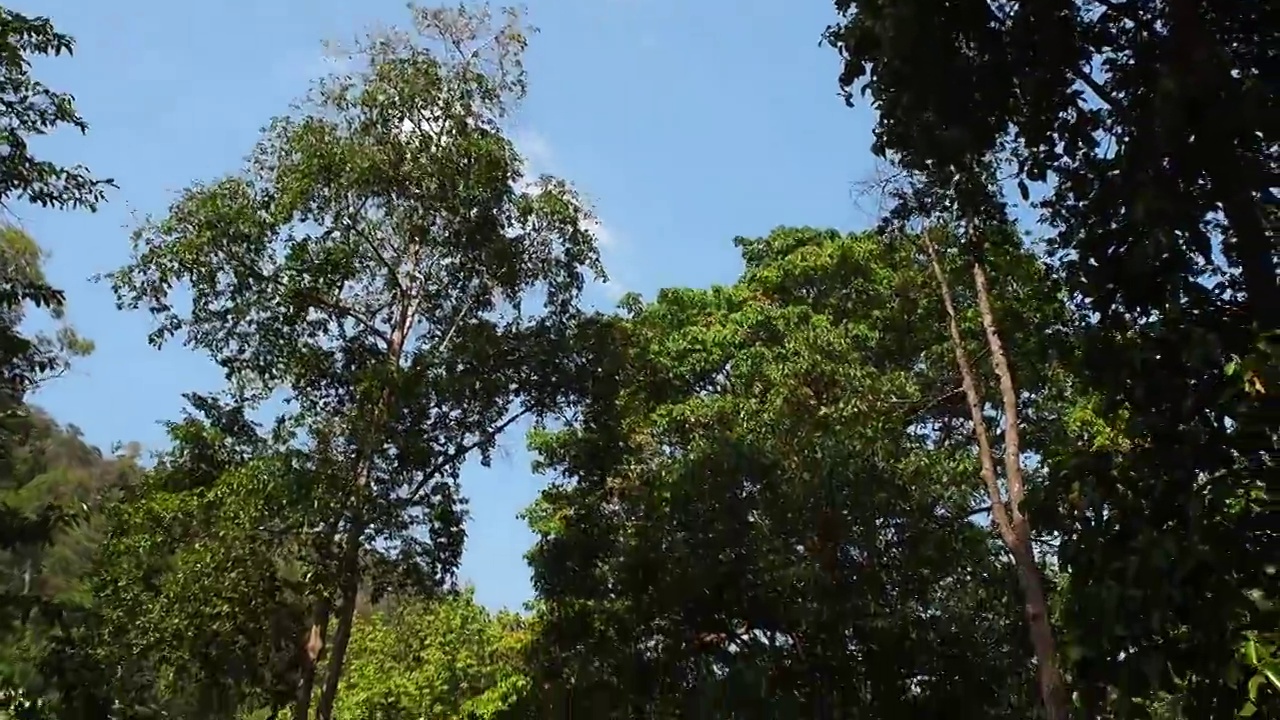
{"left": 0, "top": 1, "right": 1274, "bottom": 719}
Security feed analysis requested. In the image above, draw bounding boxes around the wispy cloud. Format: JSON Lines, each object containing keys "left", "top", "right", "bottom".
{"left": 513, "top": 129, "right": 555, "bottom": 172}
{"left": 271, "top": 49, "right": 355, "bottom": 88}
{"left": 512, "top": 129, "right": 626, "bottom": 302}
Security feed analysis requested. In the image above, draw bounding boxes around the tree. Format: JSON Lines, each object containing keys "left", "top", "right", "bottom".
{"left": 0, "top": 7, "right": 109, "bottom": 443}
{"left": 0, "top": 4, "right": 109, "bottom": 621}
{"left": 0, "top": 9, "right": 110, "bottom": 714}
{"left": 105, "top": 4, "right": 607, "bottom": 717}
{"left": 0, "top": 5, "right": 107, "bottom": 454}
{"left": 0, "top": 8, "right": 112, "bottom": 213}
{"left": 0, "top": 408, "right": 138, "bottom": 718}
{"left": 0, "top": 227, "right": 93, "bottom": 402}
{"left": 523, "top": 226, "right": 1078, "bottom": 717}
{"left": 0, "top": 231, "right": 99, "bottom": 720}
{"left": 83, "top": 401, "right": 327, "bottom": 719}
{"left": 825, "top": 1, "right": 1276, "bottom": 714}
{"left": 825, "top": 0, "right": 1275, "bottom": 328}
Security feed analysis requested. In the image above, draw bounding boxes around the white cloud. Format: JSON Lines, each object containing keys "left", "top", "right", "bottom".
{"left": 585, "top": 217, "right": 618, "bottom": 249}
{"left": 511, "top": 130, "right": 626, "bottom": 301}
{"left": 513, "top": 129, "right": 555, "bottom": 172}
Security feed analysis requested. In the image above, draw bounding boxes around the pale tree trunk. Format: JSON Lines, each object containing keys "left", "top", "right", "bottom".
{"left": 922, "top": 231, "right": 1070, "bottom": 720}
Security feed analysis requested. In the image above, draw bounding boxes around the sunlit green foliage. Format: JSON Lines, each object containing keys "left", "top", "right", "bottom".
{"left": 335, "top": 589, "right": 531, "bottom": 720}
{"left": 99, "top": 4, "right": 607, "bottom": 716}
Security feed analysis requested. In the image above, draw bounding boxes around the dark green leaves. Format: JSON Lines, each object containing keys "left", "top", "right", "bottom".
{"left": 0, "top": 9, "right": 113, "bottom": 211}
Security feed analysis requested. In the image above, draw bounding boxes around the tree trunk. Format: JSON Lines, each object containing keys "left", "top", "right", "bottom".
{"left": 314, "top": 519, "right": 365, "bottom": 720}
{"left": 971, "top": 259, "right": 1070, "bottom": 720}
{"left": 922, "top": 231, "right": 1070, "bottom": 720}
{"left": 313, "top": 302, "right": 410, "bottom": 720}
{"left": 1218, "top": 186, "right": 1279, "bottom": 328}
{"left": 292, "top": 596, "right": 331, "bottom": 720}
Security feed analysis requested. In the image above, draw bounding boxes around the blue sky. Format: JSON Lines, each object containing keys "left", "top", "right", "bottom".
{"left": 19, "top": 0, "right": 877, "bottom": 610}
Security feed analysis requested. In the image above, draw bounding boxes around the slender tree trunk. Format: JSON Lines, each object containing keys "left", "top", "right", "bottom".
{"left": 314, "top": 341, "right": 400, "bottom": 720}
{"left": 293, "top": 596, "right": 331, "bottom": 720}
{"left": 922, "top": 230, "right": 1070, "bottom": 720}
{"left": 971, "top": 259, "right": 1070, "bottom": 720}
{"left": 1219, "top": 187, "right": 1279, "bottom": 328}
{"left": 314, "top": 520, "right": 364, "bottom": 720}
{"left": 314, "top": 299, "right": 414, "bottom": 720}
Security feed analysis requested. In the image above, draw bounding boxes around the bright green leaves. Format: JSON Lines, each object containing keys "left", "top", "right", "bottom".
{"left": 0, "top": 412, "right": 136, "bottom": 719}
{"left": 88, "top": 418, "right": 321, "bottom": 718}
{"left": 334, "top": 590, "right": 532, "bottom": 720}
{"left": 1238, "top": 630, "right": 1280, "bottom": 717}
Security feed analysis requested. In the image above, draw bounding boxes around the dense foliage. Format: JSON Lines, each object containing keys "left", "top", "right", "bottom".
{"left": 0, "top": 2, "right": 1273, "bottom": 719}
{"left": 826, "top": 0, "right": 1278, "bottom": 715}
{"left": 523, "top": 226, "right": 1060, "bottom": 718}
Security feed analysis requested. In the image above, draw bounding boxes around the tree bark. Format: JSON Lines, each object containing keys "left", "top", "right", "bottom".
{"left": 971, "top": 259, "right": 1070, "bottom": 720}
{"left": 314, "top": 519, "right": 364, "bottom": 720}
{"left": 1218, "top": 185, "right": 1279, "bottom": 329}
{"left": 292, "top": 596, "right": 331, "bottom": 720}
{"left": 922, "top": 230, "right": 1070, "bottom": 720}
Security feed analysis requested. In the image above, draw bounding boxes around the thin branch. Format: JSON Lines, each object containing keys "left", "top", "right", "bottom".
{"left": 404, "top": 407, "right": 532, "bottom": 503}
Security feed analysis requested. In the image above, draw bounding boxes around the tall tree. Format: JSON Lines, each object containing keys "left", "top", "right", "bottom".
{"left": 106, "top": 4, "right": 606, "bottom": 717}
{"left": 524, "top": 226, "right": 1076, "bottom": 718}
{"left": 826, "top": 1, "right": 1277, "bottom": 714}
{"left": 0, "top": 13, "right": 109, "bottom": 709}
{"left": 920, "top": 225, "right": 1068, "bottom": 719}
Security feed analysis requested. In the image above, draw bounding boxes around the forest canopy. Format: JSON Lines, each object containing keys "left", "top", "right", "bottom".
{"left": 0, "top": 1, "right": 1274, "bottom": 719}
